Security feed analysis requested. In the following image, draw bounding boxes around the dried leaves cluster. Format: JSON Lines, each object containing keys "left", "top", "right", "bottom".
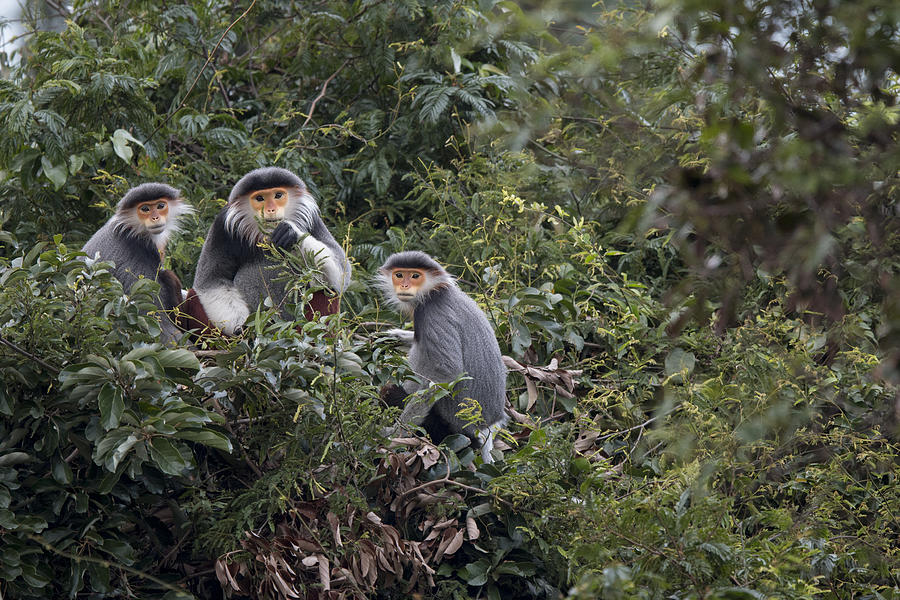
{"left": 214, "top": 439, "right": 483, "bottom": 599}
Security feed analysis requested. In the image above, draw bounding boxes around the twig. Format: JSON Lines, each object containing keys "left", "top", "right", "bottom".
{"left": 302, "top": 59, "right": 350, "bottom": 128}
{"left": 395, "top": 450, "right": 519, "bottom": 510}
{"left": 211, "top": 397, "right": 263, "bottom": 478}
{"left": 0, "top": 335, "right": 60, "bottom": 375}
{"left": 26, "top": 533, "right": 192, "bottom": 598}
{"left": 144, "top": 0, "right": 258, "bottom": 144}
{"left": 594, "top": 414, "right": 660, "bottom": 443}
{"left": 194, "top": 349, "right": 230, "bottom": 358}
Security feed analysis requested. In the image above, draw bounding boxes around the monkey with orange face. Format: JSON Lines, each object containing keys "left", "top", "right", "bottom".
{"left": 378, "top": 251, "right": 507, "bottom": 463}
{"left": 191, "top": 167, "right": 351, "bottom": 335}
{"left": 82, "top": 183, "right": 193, "bottom": 344}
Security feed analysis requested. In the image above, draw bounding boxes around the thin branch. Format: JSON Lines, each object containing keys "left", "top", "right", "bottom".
{"left": 211, "top": 397, "right": 263, "bottom": 478}
{"left": 302, "top": 59, "right": 350, "bottom": 128}
{"left": 594, "top": 414, "right": 660, "bottom": 443}
{"left": 26, "top": 534, "right": 192, "bottom": 598}
{"left": 394, "top": 449, "right": 520, "bottom": 510}
{"left": 144, "top": 0, "right": 258, "bottom": 144}
{"left": 0, "top": 335, "right": 60, "bottom": 375}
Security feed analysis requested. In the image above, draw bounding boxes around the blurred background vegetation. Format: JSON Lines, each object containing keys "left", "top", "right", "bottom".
{"left": 0, "top": 0, "right": 898, "bottom": 598}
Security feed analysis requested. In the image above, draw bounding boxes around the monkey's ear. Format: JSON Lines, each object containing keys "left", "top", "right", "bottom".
{"left": 270, "top": 221, "right": 301, "bottom": 248}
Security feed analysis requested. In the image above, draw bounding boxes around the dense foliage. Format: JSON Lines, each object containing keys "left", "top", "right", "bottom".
{"left": 0, "top": 0, "right": 898, "bottom": 598}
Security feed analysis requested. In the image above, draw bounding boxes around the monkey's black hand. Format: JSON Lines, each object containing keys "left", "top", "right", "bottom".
{"left": 271, "top": 222, "right": 301, "bottom": 249}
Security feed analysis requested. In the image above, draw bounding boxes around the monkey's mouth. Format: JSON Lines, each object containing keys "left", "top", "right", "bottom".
{"left": 396, "top": 293, "right": 415, "bottom": 300}
{"left": 147, "top": 224, "right": 166, "bottom": 234}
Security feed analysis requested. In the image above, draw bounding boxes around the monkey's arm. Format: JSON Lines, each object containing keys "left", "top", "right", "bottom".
{"left": 383, "top": 328, "right": 415, "bottom": 345}
{"left": 273, "top": 215, "right": 351, "bottom": 292}
{"left": 193, "top": 214, "right": 250, "bottom": 335}
{"left": 411, "top": 319, "right": 465, "bottom": 383}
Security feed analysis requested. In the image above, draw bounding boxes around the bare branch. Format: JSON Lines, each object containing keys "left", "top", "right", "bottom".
{"left": 0, "top": 335, "right": 60, "bottom": 375}
{"left": 144, "top": 0, "right": 258, "bottom": 144}
{"left": 302, "top": 59, "right": 350, "bottom": 128}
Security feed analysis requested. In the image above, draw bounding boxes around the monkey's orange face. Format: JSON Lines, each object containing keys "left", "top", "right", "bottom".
{"left": 390, "top": 268, "right": 426, "bottom": 301}
{"left": 248, "top": 187, "right": 291, "bottom": 223}
{"left": 136, "top": 198, "right": 170, "bottom": 234}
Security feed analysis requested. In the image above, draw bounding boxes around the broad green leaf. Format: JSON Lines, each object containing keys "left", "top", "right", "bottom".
{"left": 111, "top": 128, "right": 143, "bottom": 163}
{"left": 148, "top": 437, "right": 189, "bottom": 476}
{"left": 664, "top": 348, "right": 696, "bottom": 378}
{"left": 40, "top": 156, "right": 68, "bottom": 190}
{"left": 156, "top": 348, "right": 200, "bottom": 371}
{"left": 99, "top": 538, "right": 135, "bottom": 566}
{"left": 109, "top": 434, "right": 140, "bottom": 471}
{"left": 174, "top": 429, "right": 232, "bottom": 452}
{"left": 97, "top": 383, "right": 124, "bottom": 431}
{"left": 51, "top": 458, "right": 73, "bottom": 485}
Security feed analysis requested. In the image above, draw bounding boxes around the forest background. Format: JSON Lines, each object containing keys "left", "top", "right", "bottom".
{"left": 0, "top": 0, "right": 898, "bottom": 598}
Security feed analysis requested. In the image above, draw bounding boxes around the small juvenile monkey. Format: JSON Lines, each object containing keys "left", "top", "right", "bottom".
{"left": 378, "top": 251, "right": 507, "bottom": 462}
{"left": 191, "top": 167, "right": 350, "bottom": 335}
{"left": 82, "top": 183, "right": 193, "bottom": 344}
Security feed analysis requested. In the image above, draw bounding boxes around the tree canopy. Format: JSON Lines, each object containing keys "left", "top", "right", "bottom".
{"left": 0, "top": 0, "right": 898, "bottom": 598}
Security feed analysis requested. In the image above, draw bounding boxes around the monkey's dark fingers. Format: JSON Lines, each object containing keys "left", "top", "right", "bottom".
{"left": 271, "top": 222, "right": 301, "bottom": 248}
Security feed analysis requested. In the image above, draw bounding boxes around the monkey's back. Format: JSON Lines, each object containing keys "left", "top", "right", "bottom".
{"left": 83, "top": 222, "right": 161, "bottom": 294}
{"left": 410, "top": 286, "right": 507, "bottom": 429}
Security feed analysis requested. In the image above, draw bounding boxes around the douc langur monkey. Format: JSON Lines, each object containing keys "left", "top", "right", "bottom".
{"left": 82, "top": 183, "right": 193, "bottom": 344}
{"left": 190, "top": 167, "right": 351, "bottom": 335}
{"left": 378, "top": 251, "right": 507, "bottom": 463}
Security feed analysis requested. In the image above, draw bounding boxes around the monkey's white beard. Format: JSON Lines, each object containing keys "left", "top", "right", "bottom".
{"left": 224, "top": 188, "right": 318, "bottom": 245}
{"left": 197, "top": 286, "right": 250, "bottom": 335}
{"left": 111, "top": 200, "right": 194, "bottom": 251}
{"left": 375, "top": 269, "right": 454, "bottom": 318}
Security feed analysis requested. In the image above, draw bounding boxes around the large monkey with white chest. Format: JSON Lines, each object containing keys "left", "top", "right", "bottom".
{"left": 192, "top": 167, "right": 351, "bottom": 335}
{"left": 82, "top": 183, "right": 193, "bottom": 344}
{"left": 378, "top": 251, "right": 508, "bottom": 463}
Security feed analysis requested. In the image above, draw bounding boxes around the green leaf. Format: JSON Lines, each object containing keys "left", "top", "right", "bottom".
{"left": 40, "top": 156, "right": 68, "bottom": 190}
{"left": 100, "top": 538, "right": 135, "bottom": 566}
{"left": 97, "top": 383, "right": 124, "bottom": 431}
{"left": 664, "top": 348, "right": 696, "bottom": 378}
{"left": 156, "top": 348, "right": 200, "bottom": 371}
{"left": 109, "top": 434, "right": 140, "bottom": 471}
{"left": 20, "top": 563, "right": 51, "bottom": 588}
{"left": 52, "top": 458, "right": 73, "bottom": 485}
{"left": 111, "top": 128, "right": 143, "bottom": 163}
{"left": 460, "top": 560, "right": 490, "bottom": 586}
{"left": 87, "top": 562, "right": 111, "bottom": 594}
{"left": 148, "top": 437, "right": 189, "bottom": 475}
{"left": 0, "top": 509, "right": 16, "bottom": 529}
{"left": 174, "top": 429, "right": 233, "bottom": 452}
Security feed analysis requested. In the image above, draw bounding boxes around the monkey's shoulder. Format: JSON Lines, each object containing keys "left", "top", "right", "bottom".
{"left": 84, "top": 221, "right": 159, "bottom": 268}
{"left": 415, "top": 287, "right": 492, "bottom": 334}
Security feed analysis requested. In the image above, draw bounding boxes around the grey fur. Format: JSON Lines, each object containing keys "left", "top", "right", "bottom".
{"left": 193, "top": 168, "right": 351, "bottom": 334}
{"left": 378, "top": 252, "right": 507, "bottom": 461}
{"left": 82, "top": 184, "right": 191, "bottom": 344}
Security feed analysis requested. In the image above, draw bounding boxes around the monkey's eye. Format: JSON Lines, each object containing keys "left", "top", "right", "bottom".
{"left": 140, "top": 205, "right": 151, "bottom": 213}
{"left": 156, "top": 202, "right": 166, "bottom": 210}
{"left": 274, "top": 192, "right": 283, "bottom": 199}
{"left": 253, "top": 195, "right": 264, "bottom": 203}
{"left": 395, "top": 272, "right": 403, "bottom": 279}
{"left": 411, "top": 273, "right": 420, "bottom": 279}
